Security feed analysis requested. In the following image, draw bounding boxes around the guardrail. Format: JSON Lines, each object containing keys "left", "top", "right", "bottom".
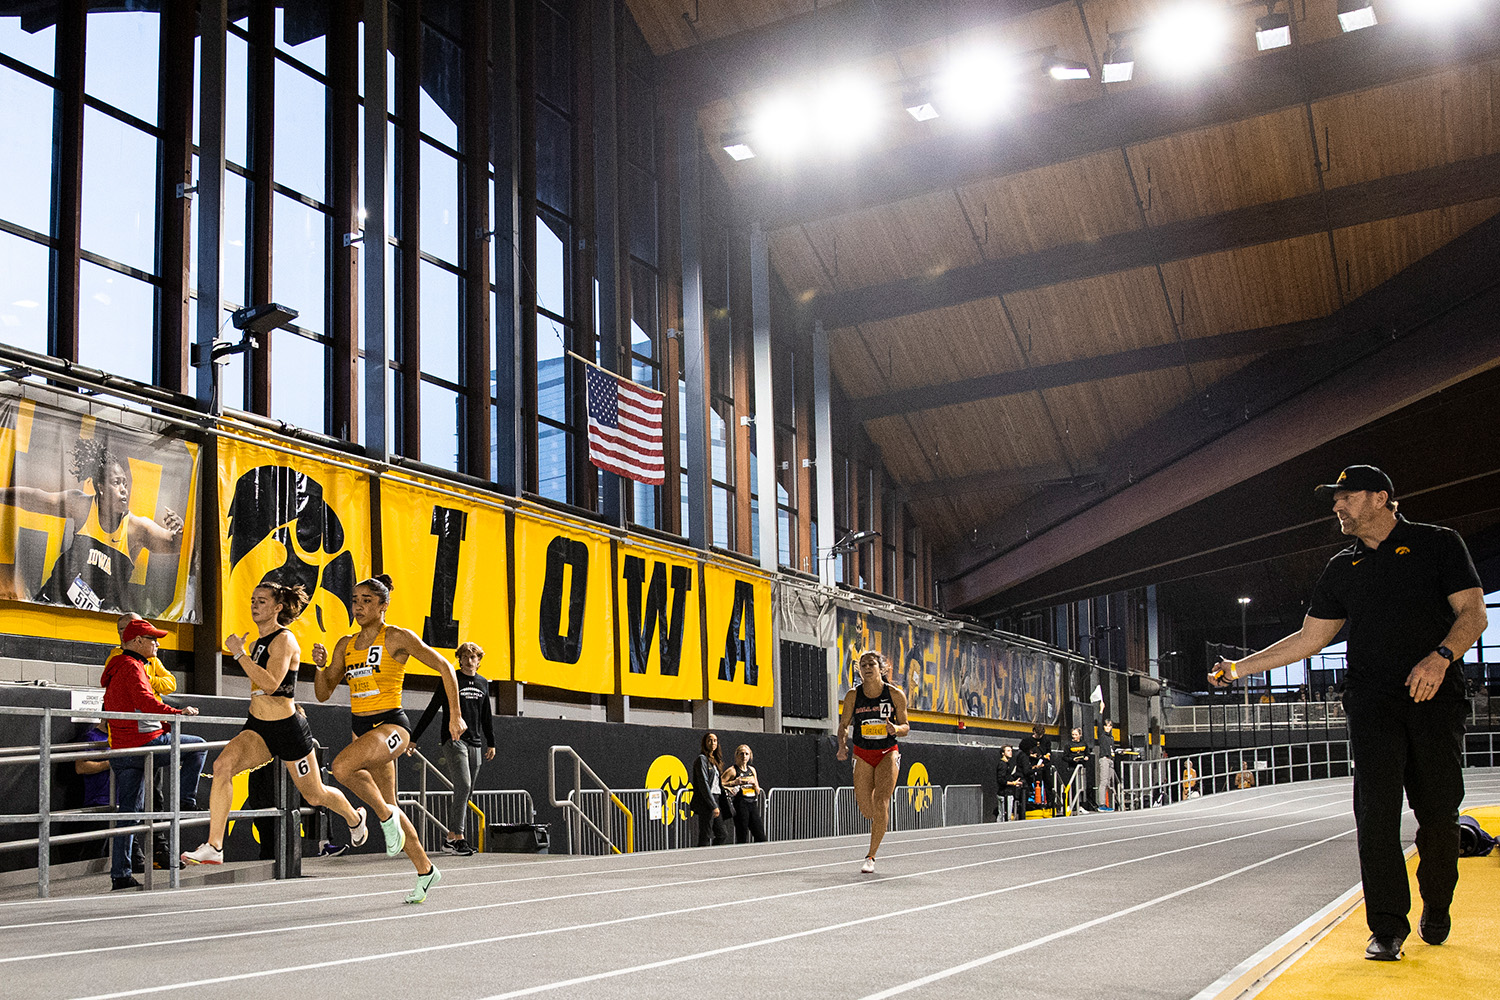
{"left": 400, "top": 747, "right": 489, "bottom": 852}
{"left": 764, "top": 786, "right": 835, "bottom": 841}
{"left": 0, "top": 704, "right": 305, "bottom": 897}
{"left": 942, "top": 784, "right": 984, "bottom": 827}
{"left": 1165, "top": 701, "right": 1348, "bottom": 732}
{"left": 548, "top": 745, "right": 633, "bottom": 856}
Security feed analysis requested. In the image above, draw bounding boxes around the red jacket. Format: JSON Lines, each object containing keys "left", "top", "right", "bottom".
{"left": 102, "top": 650, "right": 184, "bottom": 749}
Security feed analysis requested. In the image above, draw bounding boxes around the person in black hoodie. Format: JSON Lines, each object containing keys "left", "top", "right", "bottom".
{"left": 995, "top": 744, "right": 1024, "bottom": 821}
{"left": 410, "top": 641, "right": 496, "bottom": 856}
{"left": 691, "top": 732, "right": 733, "bottom": 847}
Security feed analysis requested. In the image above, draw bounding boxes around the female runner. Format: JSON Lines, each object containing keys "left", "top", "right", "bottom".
{"left": 836, "top": 649, "right": 909, "bottom": 874}
{"left": 182, "top": 583, "right": 368, "bottom": 865}
{"left": 312, "top": 574, "right": 465, "bottom": 903}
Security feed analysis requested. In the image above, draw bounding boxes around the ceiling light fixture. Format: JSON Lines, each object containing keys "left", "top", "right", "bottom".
{"left": 749, "top": 93, "right": 812, "bottom": 158}
{"left": 814, "top": 75, "right": 882, "bottom": 152}
{"left": 1044, "top": 53, "right": 1093, "bottom": 81}
{"left": 1101, "top": 39, "right": 1135, "bottom": 83}
{"left": 1254, "top": 8, "right": 1292, "bottom": 50}
{"left": 1142, "top": 3, "right": 1231, "bottom": 77}
{"left": 936, "top": 49, "right": 1015, "bottom": 125}
{"left": 904, "top": 87, "right": 940, "bottom": 121}
{"left": 1336, "top": 0, "right": 1378, "bottom": 30}
{"left": 721, "top": 133, "right": 756, "bottom": 161}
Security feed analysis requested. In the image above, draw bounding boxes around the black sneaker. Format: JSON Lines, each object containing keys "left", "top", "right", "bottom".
{"left": 111, "top": 876, "right": 142, "bottom": 892}
{"left": 448, "top": 838, "right": 475, "bottom": 856}
{"left": 1364, "top": 934, "right": 1404, "bottom": 961}
{"left": 1419, "top": 908, "right": 1451, "bottom": 945}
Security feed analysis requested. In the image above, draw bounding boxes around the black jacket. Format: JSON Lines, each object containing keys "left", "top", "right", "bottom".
{"left": 692, "top": 752, "right": 734, "bottom": 818}
{"left": 995, "top": 756, "right": 1023, "bottom": 795}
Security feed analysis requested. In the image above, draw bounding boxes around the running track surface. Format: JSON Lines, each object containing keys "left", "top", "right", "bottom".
{"left": 5, "top": 772, "right": 1499, "bottom": 1000}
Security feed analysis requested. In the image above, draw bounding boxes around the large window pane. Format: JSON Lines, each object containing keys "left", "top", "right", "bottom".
{"left": 81, "top": 109, "right": 158, "bottom": 273}
{"left": 418, "top": 259, "right": 459, "bottom": 383}
{"left": 218, "top": 310, "right": 244, "bottom": 412}
{"left": 537, "top": 328, "right": 566, "bottom": 422}
{"left": 538, "top": 423, "right": 568, "bottom": 502}
{"left": 78, "top": 262, "right": 153, "bottom": 383}
{"left": 629, "top": 260, "right": 655, "bottom": 360}
{"left": 625, "top": 166, "right": 656, "bottom": 266}
{"left": 274, "top": 60, "right": 326, "bottom": 199}
{"left": 419, "top": 24, "right": 461, "bottom": 149}
{"left": 270, "top": 330, "right": 327, "bottom": 431}
{"left": 85, "top": 10, "right": 159, "bottom": 125}
{"left": 633, "top": 482, "right": 657, "bottom": 530}
{"left": 272, "top": 194, "right": 326, "bottom": 335}
{"left": 713, "top": 485, "right": 729, "bottom": 549}
{"left": 536, "top": 215, "right": 566, "bottom": 319}
{"left": 0, "top": 16, "right": 54, "bottom": 75}
{"left": 276, "top": 6, "right": 326, "bottom": 74}
{"left": 536, "top": 103, "right": 571, "bottom": 216}
{"left": 225, "top": 31, "right": 249, "bottom": 167}
{"left": 0, "top": 67, "right": 54, "bottom": 235}
{"left": 223, "top": 171, "right": 249, "bottom": 306}
{"left": 0, "top": 231, "right": 50, "bottom": 354}
{"left": 711, "top": 407, "right": 728, "bottom": 480}
{"left": 534, "top": 3, "right": 571, "bottom": 113}
{"left": 419, "top": 142, "right": 459, "bottom": 265}
{"left": 419, "top": 380, "right": 460, "bottom": 471}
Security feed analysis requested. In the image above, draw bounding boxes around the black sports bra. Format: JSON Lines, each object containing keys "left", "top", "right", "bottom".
{"left": 249, "top": 628, "right": 296, "bottom": 699}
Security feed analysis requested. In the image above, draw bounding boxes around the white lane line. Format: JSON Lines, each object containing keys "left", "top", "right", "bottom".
{"left": 0, "top": 778, "right": 1363, "bottom": 914}
{"left": 853, "top": 828, "right": 1358, "bottom": 1000}
{"left": 7, "top": 795, "right": 1346, "bottom": 967}
{"left": 58, "top": 803, "right": 1353, "bottom": 999}
{"left": 0, "top": 787, "right": 1346, "bottom": 933}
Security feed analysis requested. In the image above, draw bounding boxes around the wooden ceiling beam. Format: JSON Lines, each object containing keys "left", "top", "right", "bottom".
{"left": 850, "top": 317, "right": 1341, "bottom": 423}
{"left": 935, "top": 212, "right": 1500, "bottom": 611}
{"left": 659, "top": 0, "right": 1066, "bottom": 109}
{"left": 742, "top": 15, "right": 1500, "bottom": 229}
{"left": 819, "top": 151, "right": 1500, "bottom": 329}
{"left": 896, "top": 464, "right": 1104, "bottom": 502}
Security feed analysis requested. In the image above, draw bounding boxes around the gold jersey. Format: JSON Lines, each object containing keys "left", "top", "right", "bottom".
{"left": 343, "top": 625, "right": 405, "bottom": 714}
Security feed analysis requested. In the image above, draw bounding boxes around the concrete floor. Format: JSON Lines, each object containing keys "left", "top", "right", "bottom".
{"left": 4, "top": 771, "right": 1499, "bottom": 1000}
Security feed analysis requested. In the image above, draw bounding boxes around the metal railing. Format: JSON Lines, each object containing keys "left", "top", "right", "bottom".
{"left": 0, "top": 705, "right": 304, "bottom": 897}
{"left": 569, "top": 788, "right": 680, "bottom": 853}
{"left": 764, "top": 786, "right": 835, "bottom": 841}
{"left": 548, "top": 745, "right": 633, "bottom": 856}
{"left": 1166, "top": 701, "right": 1348, "bottom": 732}
{"left": 1117, "top": 741, "right": 1353, "bottom": 810}
{"left": 399, "top": 748, "right": 490, "bottom": 853}
{"left": 1060, "top": 764, "right": 1088, "bottom": 817}
{"left": 831, "top": 783, "right": 965, "bottom": 835}
{"left": 941, "top": 784, "right": 984, "bottom": 827}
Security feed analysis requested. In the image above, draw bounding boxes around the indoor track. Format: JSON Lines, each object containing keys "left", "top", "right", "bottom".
{"left": 5, "top": 772, "right": 1499, "bottom": 1000}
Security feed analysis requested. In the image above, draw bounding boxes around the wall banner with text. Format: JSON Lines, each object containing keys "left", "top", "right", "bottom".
{"left": 379, "top": 478, "right": 511, "bottom": 681}
{"left": 0, "top": 387, "right": 201, "bottom": 620}
{"left": 704, "top": 560, "right": 773, "bottom": 707}
{"left": 616, "top": 540, "right": 702, "bottom": 700}
{"left": 218, "top": 437, "right": 371, "bottom": 655}
{"left": 512, "top": 507, "right": 614, "bottom": 694}
{"left": 834, "top": 605, "right": 1064, "bottom": 726}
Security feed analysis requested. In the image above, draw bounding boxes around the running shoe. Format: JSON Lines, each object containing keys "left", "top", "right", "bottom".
{"left": 317, "top": 841, "right": 350, "bottom": 858}
{"left": 405, "top": 865, "right": 441, "bottom": 904}
{"left": 181, "top": 843, "right": 223, "bottom": 865}
{"left": 380, "top": 806, "right": 407, "bottom": 856}
{"left": 447, "top": 838, "right": 474, "bottom": 856}
{"left": 349, "top": 806, "right": 369, "bottom": 847}
{"left": 860, "top": 856, "right": 876, "bottom": 875}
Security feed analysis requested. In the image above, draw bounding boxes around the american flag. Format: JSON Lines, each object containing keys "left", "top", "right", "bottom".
{"left": 584, "top": 365, "right": 666, "bottom": 485}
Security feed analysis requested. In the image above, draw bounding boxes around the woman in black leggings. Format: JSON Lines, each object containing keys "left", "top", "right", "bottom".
{"left": 722, "top": 744, "right": 767, "bottom": 843}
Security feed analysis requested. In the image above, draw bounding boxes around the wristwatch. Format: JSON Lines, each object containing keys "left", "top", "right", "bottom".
{"left": 1435, "top": 645, "right": 1455, "bottom": 662}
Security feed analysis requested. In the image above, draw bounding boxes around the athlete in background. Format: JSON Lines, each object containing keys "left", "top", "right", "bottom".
{"left": 837, "top": 650, "right": 910, "bottom": 874}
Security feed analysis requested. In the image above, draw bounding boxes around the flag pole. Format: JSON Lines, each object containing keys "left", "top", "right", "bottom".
{"left": 568, "top": 350, "right": 666, "bottom": 401}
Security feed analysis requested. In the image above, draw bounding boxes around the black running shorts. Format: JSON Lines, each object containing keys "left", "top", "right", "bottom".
{"left": 243, "top": 711, "right": 316, "bottom": 762}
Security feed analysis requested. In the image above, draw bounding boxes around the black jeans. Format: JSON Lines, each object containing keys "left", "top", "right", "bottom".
{"left": 1346, "top": 693, "right": 1466, "bottom": 939}
{"left": 731, "top": 794, "right": 767, "bottom": 843}
{"left": 695, "top": 795, "right": 732, "bottom": 847}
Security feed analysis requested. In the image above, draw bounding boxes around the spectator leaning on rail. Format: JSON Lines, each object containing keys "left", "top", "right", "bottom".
{"left": 101, "top": 619, "right": 207, "bottom": 891}
{"left": 1208, "top": 464, "right": 1488, "bottom": 962}
{"left": 408, "top": 641, "right": 496, "bottom": 856}
{"left": 1063, "top": 727, "right": 1094, "bottom": 811}
{"left": 110, "top": 613, "right": 176, "bottom": 696}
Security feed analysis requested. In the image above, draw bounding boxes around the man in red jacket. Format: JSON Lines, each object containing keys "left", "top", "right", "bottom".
{"left": 103, "top": 619, "right": 206, "bottom": 890}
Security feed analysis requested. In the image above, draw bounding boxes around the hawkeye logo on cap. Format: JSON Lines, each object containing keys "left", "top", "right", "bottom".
{"left": 1337, "top": 471, "right": 1348, "bottom": 483}
{"left": 1395, "top": 546, "right": 1411, "bottom": 555}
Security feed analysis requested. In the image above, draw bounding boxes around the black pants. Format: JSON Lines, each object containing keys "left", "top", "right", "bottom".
{"left": 731, "top": 794, "right": 767, "bottom": 843}
{"left": 1346, "top": 694, "right": 1466, "bottom": 939}
{"left": 695, "top": 796, "right": 731, "bottom": 847}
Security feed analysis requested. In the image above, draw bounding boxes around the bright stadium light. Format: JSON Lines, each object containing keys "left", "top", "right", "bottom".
{"left": 814, "top": 75, "right": 882, "bottom": 152}
{"left": 936, "top": 49, "right": 1015, "bottom": 124}
{"left": 1392, "top": 0, "right": 1479, "bottom": 22}
{"left": 721, "top": 133, "right": 756, "bottom": 161}
{"left": 1045, "top": 55, "right": 1093, "bottom": 81}
{"left": 749, "top": 93, "right": 813, "bottom": 158}
{"left": 1336, "top": 0, "right": 1378, "bottom": 30}
{"left": 1254, "top": 10, "right": 1292, "bottom": 50}
{"left": 904, "top": 86, "right": 940, "bottom": 121}
{"left": 1101, "top": 39, "right": 1135, "bottom": 83}
{"left": 1142, "top": 3, "right": 1232, "bottom": 76}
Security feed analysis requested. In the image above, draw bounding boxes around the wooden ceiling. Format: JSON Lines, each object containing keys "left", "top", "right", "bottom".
{"left": 629, "top": 0, "right": 1500, "bottom": 612}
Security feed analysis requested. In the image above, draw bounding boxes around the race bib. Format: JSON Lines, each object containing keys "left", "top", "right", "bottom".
{"left": 347, "top": 645, "right": 383, "bottom": 699}
{"left": 860, "top": 720, "right": 889, "bottom": 740}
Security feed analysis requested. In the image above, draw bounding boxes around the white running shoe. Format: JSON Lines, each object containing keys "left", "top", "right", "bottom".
{"left": 181, "top": 843, "right": 223, "bottom": 865}
{"left": 860, "top": 857, "right": 876, "bottom": 875}
{"left": 405, "top": 865, "right": 441, "bottom": 904}
{"left": 380, "top": 806, "right": 407, "bottom": 856}
{"left": 349, "top": 806, "right": 369, "bottom": 847}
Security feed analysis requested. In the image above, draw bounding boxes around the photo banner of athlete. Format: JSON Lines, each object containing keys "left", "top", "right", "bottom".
{"left": 378, "top": 477, "right": 512, "bottom": 681}
{"left": 704, "top": 560, "right": 774, "bottom": 707}
{"left": 512, "top": 507, "right": 615, "bottom": 694}
{"left": 0, "top": 386, "right": 201, "bottom": 619}
{"left": 834, "top": 605, "right": 1064, "bottom": 726}
{"left": 218, "top": 437, "right": 371, "bottom": 655}
{"left": 616, "top": 540, "right": 702, "bottom": 700}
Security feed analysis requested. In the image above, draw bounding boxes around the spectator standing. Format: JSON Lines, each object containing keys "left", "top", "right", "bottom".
{"left": 691, "top": 732, "right": 732, "bottom": 847}
{"left": 409, "top": 641, "right": 497, "bottom": 856}
{"left": 1209, "top": 465, "right": 1487, "bottom": 960}
{"left": 1096, "top": 717, "right": 1117, "bottom": 810}
{"left": 995, "top": 745, "right": 1024, "bottom": 821}
{"left": 1063, "top": 727, "right": 1094, "bottom": 811}
{"left": 101, "top": 619, "right": 206, "bottom": 890}
{"left": 722, "top": 745, "right": 767, "bottom": 843}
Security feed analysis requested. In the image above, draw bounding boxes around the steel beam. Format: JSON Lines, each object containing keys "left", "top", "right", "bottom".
{"left": 813, "top": 319, "right": 835, "bottom": 586}
{"left": 899, "top": 464, "right": 1103, "bottom": 502}
{"left": 592, "top": 0, "right": 626, "bottom": 525}
{"left": 680, "top": 107, "right": 711, "bottom": 550}
{"left": 492, "top": 0, "right": 523, "bottom": 493}
{"left": 751, "top": 222, "right": 778, "bottom": 573}
{"left": 195, "top": 0, "right": 228, "bottom": 408}
{"left": 362, "top": 0, "right": 393, "bottom": 461}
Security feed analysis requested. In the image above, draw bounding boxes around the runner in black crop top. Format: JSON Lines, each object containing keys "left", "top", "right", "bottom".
{"left": 837, "top": 650, "right": 910, "bottom": 874}
{"left": 182, "top": 583, "right": 368, "bottom": 867}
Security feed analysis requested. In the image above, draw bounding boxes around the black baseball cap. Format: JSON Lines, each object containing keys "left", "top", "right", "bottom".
{"left": 1313, "top": 465, "right": 1395, "bottom": 497}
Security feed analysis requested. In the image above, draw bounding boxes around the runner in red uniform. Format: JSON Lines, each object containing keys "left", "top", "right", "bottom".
{"left": 837, "top": 650, "right": 910, "bottom": 874}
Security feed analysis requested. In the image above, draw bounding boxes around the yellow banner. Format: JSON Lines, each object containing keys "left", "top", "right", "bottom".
{"left": 378, "top": 478, "right": 511, "bottom": 681}
{"left": 704, "top": 561, "right": 773, "bottom": 707}
{"left": 512, "top": 508, "right": 613, "bottom": 694}
{"left": 218, "top": 437, "right": 371, "bottom": 656}
{"left": 616, "top": 542, "right": 702, "bottom": 700}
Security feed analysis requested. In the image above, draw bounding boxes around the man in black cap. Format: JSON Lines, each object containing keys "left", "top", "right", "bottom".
{"left": 1208, "top": 465, "right": 1487, "bottom": 961}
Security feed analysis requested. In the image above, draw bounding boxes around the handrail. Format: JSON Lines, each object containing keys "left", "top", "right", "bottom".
{"left": 1061, "top": 764, "right": 1087, "bottom": 816}
{"left": 548, "top": 745, "right": 632, "bottom": 855}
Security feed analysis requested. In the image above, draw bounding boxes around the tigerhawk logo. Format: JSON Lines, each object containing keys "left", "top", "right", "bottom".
{"left": 1395, "top": 546, "right": 1411, "bottom": 555}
